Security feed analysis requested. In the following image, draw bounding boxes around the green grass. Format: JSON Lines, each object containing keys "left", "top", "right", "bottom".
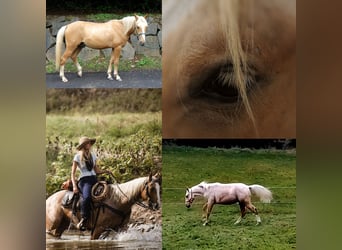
{"left": 46, "top": 89, "right": 161, "bottom": 114}
{"left": 46, "top": 112, "right": 160, "bottom": 140}
{"left": 162, "top": 146, "right": 296, "bottom": 249}
{"left": 85, "top": 13, "right": 161, "bottom": 22}
{"left": 86, "top": 13, "right": 124, "bottom": 21}
{"left": 46, "top": 55, "right": 161, "bottom": 73}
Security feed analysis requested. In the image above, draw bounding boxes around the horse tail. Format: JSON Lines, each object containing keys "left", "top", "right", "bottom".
{"left": 55, "top": 25, "right": 67, "bottom": 70}
{"left": 249, "top": 184, "right": 273, "bottom": 203}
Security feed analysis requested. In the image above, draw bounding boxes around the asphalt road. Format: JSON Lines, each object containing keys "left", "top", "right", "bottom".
{"left": 46, "top": 69, "right": 161, "bottom": 88}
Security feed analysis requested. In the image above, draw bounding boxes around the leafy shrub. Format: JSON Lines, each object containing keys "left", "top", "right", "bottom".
{"left": 46, "top": 114, "right": 161, "bottom": 197}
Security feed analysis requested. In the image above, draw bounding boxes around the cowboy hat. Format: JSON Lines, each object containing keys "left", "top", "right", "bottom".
{"left": 76, "top": 136, "right": 96, "bottom": 150}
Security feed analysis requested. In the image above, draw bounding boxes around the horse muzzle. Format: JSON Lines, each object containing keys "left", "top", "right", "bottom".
{"left": 149, "top": 201, "right": 160, "bottom": 210}
{"left": 185, "top": 198, "right": 194, "bottom": 208}
{"left": 137, "top": 33, "right": 146, "bottom": 46}
{"left": 185, "top": 201, "right": 192, "bottom": 208}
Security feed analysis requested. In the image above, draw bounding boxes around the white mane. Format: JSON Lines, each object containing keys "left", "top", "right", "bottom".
{"left": 121, "top": 16, "right": 137, "bottom": 35}
{"left": 194, "top": 181, "right": 225, "bottom": 193}
{"left": 107, "top": 176, "right": 147, "bottom": 204}
{"left": 121, "top": 16, "right": 147, "bottom": 36}
{"left": 197, "top": 181, "right": 208, "bottom": 189}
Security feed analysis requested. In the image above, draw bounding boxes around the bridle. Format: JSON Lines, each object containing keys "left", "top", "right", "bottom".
{"left": 134, "top": 21, "right": 146, "bottom": 40}
{"left": 107, "top": 173, "right": 157, "bottom": 210}
{"left": 136, "top": 32, "right": 146, "bottom": 40}
{"left": 186, "top": 188, "right": 195, "bottom": 204}
{"left": 141, "top": 180, "right": 160, "bottom": 210}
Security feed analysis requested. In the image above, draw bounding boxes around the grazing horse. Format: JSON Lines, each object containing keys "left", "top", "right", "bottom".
{"left": 162, "top": 0, "right": 296, "bottom": 138}
{"left": 185, "top": 181, "right": 272, "bottom": 226}
{"left": 46, "top": 173, "right": 161, "bottom": 240}
{"left": 55, "top": 15, "right": 148, "bottom": 82}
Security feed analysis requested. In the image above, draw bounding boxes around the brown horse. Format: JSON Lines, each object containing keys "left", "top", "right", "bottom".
{"left": 162, "top": 0, "right": 296, "bottom": 138}
{"left": 46, "top": 173, "right": 161, "bottom": 240}
{"left": 55, "top": 15, "right": 148, "bottom": 82}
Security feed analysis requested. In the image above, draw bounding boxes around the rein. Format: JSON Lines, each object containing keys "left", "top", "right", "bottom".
{"left": 91, "top": 201, "right": 128, "bottom": 236}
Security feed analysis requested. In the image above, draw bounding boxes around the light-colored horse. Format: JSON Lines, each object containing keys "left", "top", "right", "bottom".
{"left": 55, "top": 15, "right": 148, "bottom": 82}
{"left": 162, "top": 0, "right": 296, "bottom": 138}
{"left": 185, "top": 181, "right": 272, "bottom": 226}
{"left": 46, "top": 173, "right": 161, "bottom": 239}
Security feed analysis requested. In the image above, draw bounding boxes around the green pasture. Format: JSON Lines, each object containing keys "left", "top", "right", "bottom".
{"left": 46, "top": 88, "right": 161, "bottom": 114}
{"left": 162, "top": 146, "right": 296, "bottom": 249}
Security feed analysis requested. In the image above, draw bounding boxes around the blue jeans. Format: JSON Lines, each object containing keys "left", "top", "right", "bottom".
{"left": 78, "top": 175, "right": 97, "bottom": 219}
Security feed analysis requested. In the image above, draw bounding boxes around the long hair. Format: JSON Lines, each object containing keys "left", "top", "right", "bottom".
{"left": 219, "top": 0, "right": 257, "bottom": 132}
{"left": 107, "top": 177, "right": 148, "bottom": 204}
{"left": 79, "top": 149, "right": 94, "bottom": 171}
{"left": 55, "top": 25, "right": 67, "bottom": 70}
{"left": 121, "top": 16, "right": 137, "bottom": 35}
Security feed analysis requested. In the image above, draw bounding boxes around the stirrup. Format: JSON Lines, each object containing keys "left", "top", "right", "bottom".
{"left": 77, "top": 218, "right": 87, "bottom": 231}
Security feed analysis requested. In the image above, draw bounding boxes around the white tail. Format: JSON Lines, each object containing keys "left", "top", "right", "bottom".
{"left": 55, "top": 25, "right": 67, "bottom": 70}
{"left": 249, "top": 184, "right": 273, "bottom": 203}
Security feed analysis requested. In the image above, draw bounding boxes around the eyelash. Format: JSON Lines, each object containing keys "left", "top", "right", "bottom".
{"left": 188, "top": 63, "right": 264, "bottom": 106}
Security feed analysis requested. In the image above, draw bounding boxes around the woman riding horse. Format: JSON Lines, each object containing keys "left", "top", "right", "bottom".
{"left": 71, "top": 136, "right": 112, "bottom": 230}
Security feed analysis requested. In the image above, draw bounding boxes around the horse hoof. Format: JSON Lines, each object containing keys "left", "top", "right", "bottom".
{"left": 115, "top": 76, "right": 122, "bottom": 81}
{"left": 77, "top": 72, "right": 82, "bottom": 77}
{"left": 107, "top": 76, "right": 114, "bottom": 81}
{"left": 62, "top": 77, "right": 68, "bottom": 83}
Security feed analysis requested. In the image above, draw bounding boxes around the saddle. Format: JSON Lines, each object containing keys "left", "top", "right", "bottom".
{"left": 61, "top": 180, "right": 110, "bottom": 209}
{"left": 61, "top": 191, "right": 79, "bottom": 208}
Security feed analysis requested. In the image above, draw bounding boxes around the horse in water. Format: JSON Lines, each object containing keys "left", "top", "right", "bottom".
{"left": 162, "top": 0, "right": 296, "bottom": 138}
{"left": 55, "top": 15, "right": 148, "bottom": 82}
{"left": 46, "top": 173, "right": 161, "bottom": 240}
{"left": 185, "top": 181, "right": 272, "bottom": 226}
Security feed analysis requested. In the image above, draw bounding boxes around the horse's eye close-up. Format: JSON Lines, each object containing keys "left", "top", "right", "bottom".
{"left": 188, "top": 63, "right": 265, "bottom": 105}
{"left": 200, "top": 77, "right": 240, "bottom": 104}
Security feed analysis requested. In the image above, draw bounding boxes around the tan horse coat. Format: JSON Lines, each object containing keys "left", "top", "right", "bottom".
{"left": 46, "top": 174, "right": 161, "bottom": 240}
{"left": 162, "top": 0, "right": 296, "bottom": 138}
{"left": 55, "top": 15, "right": 148, "bottom": 82}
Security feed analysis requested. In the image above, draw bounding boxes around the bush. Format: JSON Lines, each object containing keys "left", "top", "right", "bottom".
{"left": 46, "top": 113, "right": 161, "bottom": 197}
{"left": 46, "top": 0, "right": 161, "bottom": 14}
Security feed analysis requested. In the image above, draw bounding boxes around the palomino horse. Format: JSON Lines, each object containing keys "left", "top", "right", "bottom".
{"left": 162, "top": 0, "right": 296, "bottom": 138}
{"left": 46, "top": 173, "right": 161, "bottom": 240}
{"left": 185, "top": 181, "right": 272, "bottom": 226}
{"left": 55, "top": 15, "right": 148, "bottom": 82}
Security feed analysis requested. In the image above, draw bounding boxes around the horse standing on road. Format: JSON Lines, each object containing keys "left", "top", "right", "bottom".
{"left": 55, "top": 15, "right": 148, "bottom": 82}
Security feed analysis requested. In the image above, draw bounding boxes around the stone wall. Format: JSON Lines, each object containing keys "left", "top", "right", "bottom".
{"left": 46, "top": 15, "right": 162, "bottom": 62}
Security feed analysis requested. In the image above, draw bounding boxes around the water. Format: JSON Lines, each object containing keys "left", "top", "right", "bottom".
{"left": 46, "top": 224, "right": 162, "bottom": 250}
